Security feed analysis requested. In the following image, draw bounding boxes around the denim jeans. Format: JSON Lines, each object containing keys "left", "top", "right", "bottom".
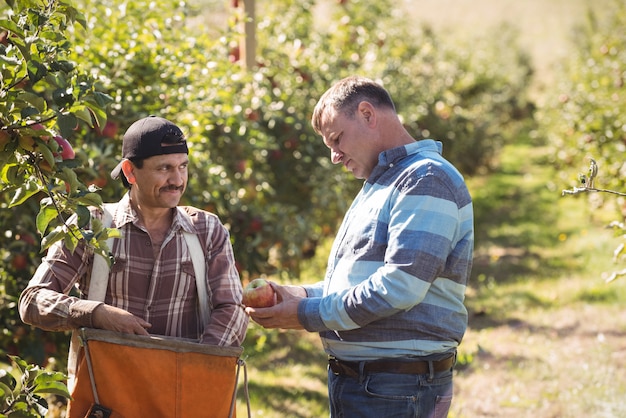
{"left": 327, "top": 365, "right": 454, "bottom": 418}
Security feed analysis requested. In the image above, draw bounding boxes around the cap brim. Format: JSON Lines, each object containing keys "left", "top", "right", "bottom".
{"left": 111, "top": 161, "right": 124, "bottom": 179}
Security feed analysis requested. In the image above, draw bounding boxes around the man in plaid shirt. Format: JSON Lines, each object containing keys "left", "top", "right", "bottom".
{"left": 19, "top": 116, "right": 248, "bottom": 347}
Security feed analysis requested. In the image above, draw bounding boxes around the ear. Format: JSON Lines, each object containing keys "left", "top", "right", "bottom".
{"left": 357, "top": 101, "right": 376, "bottom": 126}
{"left": 120, "top": 159, "right": 136, "bottom": 185}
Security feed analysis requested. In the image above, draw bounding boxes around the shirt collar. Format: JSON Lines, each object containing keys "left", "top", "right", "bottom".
{"left": 111, "top": 193, "right": 194, "bottom": 234}
{"left": 368, "top": 139, "right": 443, "bottom": 183}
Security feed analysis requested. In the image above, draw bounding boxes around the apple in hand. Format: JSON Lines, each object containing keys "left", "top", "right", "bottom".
{"left": 242, "top": 278, "right": 276, "bottom": 308}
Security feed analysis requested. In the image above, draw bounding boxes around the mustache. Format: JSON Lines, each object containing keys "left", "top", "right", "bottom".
{"left": 160, "top": 185, "right": 184, "bottom": 192}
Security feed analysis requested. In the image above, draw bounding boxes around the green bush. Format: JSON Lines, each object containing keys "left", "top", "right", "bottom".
{"left": 0, "top": 355, "right": 69, "bottom": 417}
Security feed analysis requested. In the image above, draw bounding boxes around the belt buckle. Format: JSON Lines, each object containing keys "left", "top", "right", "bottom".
{"left": 329, "top": 357, "right": 358, "bottom": 377}
{"left": 328, "top": 357, "right": 342, "bottom": 376}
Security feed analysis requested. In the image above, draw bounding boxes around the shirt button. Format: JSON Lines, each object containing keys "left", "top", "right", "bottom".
{"left": 145, "top": 241, "right": 151, "bottom": 246}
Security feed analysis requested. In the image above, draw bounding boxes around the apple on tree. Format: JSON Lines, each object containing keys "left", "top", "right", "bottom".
{"left": 242, "top": 278, "right": 276, "bottom": 308}
{"left": 101, "top": 120, "right": 118, "bottom": 138}
{"left": 53, "top": 135, "right": 75, "bottom": 160}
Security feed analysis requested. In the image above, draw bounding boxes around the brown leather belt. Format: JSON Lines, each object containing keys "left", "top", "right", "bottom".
{"left": 328, "top": 355, "right": 455, "bottom": 378}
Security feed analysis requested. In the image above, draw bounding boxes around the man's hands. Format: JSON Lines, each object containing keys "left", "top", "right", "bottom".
{"left": 245, "top": 283, "right": 306, "bottom": 330}
{"left": 92, "top": 304, "right": 152, "bottom": 335}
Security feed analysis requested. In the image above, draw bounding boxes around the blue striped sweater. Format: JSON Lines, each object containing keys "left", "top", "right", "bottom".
{"left": 298, "top": 139, "right": 474, "bottom": 361}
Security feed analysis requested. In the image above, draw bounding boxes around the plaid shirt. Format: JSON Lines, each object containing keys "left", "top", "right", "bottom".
{"left": 19, "top": 193, "right": 248, "bottom": 346}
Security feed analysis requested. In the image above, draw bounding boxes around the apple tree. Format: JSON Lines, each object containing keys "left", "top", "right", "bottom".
{"left": 226, "top": 0, "right": 534, "bottom": 272}
{"left": 538, "top": 1, "right": 626, "bottom": 281}
{"left": 0, "top": 0, "right": 113, "bottom": 369}
{"left": 540, "top": 1, "right": 626, "bottom": 194}
{"left": 53, "top": 0, "right": 535, "bottom": 283}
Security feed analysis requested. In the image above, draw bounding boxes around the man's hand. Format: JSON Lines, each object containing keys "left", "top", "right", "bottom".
{"left": 246, "top": 283, "right": 306, "bottom": 330}
{"left": 92, "top": 304, "right": 152, "bottom": 335}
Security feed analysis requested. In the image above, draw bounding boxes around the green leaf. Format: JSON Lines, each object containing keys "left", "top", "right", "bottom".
{"left": 57, "top": 113, "right": 77, "bottom": 138}
{"left": 17, "top": 91, "right": 47, "bottom": 113}
{"left": 49, "top": 60, "right": 75, "bottom": 74}
{"left": 0, "top": 381, "right": 14, "bottom": 401}
{"left": 0, "top": 364, "right": 17, "bottom": 390}
{"left": 92, "top": 91, "right": 114, "bottom": 107}
{"left": 57, "top": 167, "right": 79, "bottom": 194}
{"left": 75, "top": 205, "right": 91, "bottom": 229}
{"left": 85, "top": 101, "right": 108, "bottom": 130}
{"left": 76, "top": 192, "right": 102, "bottom": 207}
{"left": 9, "top": 179, "right": 42, "bottom": 207}
{"left": 36, "top": 203, "right": 58, "bottom": 235}
{"left": 33, "top": 380, "right": 70, "bottom": 398}
{"left": 40, "top": 227, "right": 64, "bottom": 251}
{"left": 71, "top": 105, "right": 94, "bottom": 127}
{"left": 32, "top": 373, "right": 70, "bottom": 398}
{"left": 37, "top": 140, "right": 56, "bottom": 167}
{"left": 1, "top": 163, "right": 19, "bottom": 184}
{"left": 52, "top": 87, "right": 75, "bottom": 108}
{"left": 27, "top": 60, "right": 48, "bottom": 85}
{"left": 105, "top": 227, "right": 122, "bottom": 240}
{"left": 0, "top": 369, "right": 17, "bottom": 391}
{"left": 8, "top": 356, "right": 29, "bottom": 375}
{"left": 63, "top": 229, "right": 78, "bottom": 253}
{"left": 0, "top": 19, "right": 23, "bottom": 37}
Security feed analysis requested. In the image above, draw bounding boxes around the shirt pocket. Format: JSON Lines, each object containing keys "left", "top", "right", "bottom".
{"left": 339, "top": 205, "right": 388, "bottom": 261}
{"left": 181, "top": 260, "right": 196, "bottom": 281}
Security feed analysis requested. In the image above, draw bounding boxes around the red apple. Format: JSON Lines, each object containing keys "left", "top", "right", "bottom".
{"left": 242, "top": 278, "right": 276, "bottom": 308}
{"left": 101, "top": 121, "right": 118, "bottom": 138}
{"left": 249, "top": 216, "right": 263, "bottom": 233}
{"left": 244, "top": 108, "right": 259, "bottom": 122}
{"left": 53, "top": 135, "right": 75, "bottom": 160}
{"left": 229, "top": 45, "right": 240, "bottom": 63}
{"left": 11, "top": 254, "right": 28, "bottom": 270}
{"left": 0, "top": 130, "right": 10, "bottom": 149}
{"left": 235, "top": 159, "right": 247, "bottom": 173}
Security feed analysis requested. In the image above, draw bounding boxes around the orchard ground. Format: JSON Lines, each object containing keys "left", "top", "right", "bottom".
{"left": 451, "top": 143, "right": 626, "bottom": 418}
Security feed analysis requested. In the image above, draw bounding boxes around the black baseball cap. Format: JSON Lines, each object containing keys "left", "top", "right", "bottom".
{"left": 111, "top": 116, "right": 188, "bottom": 179}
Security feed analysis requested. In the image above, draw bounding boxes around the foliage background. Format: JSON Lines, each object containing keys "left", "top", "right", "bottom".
{"left": 1, "top": 0, "right": 625, "bottom": 416}
{"left": 1, "top": 0, "right": 530, "bottom": 370}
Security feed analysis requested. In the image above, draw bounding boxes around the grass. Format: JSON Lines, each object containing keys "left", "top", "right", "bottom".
{"left": 236, "top": 139, "right": 626, "bottom": 417}
{"left": 237, "top": 328, "right": 328, "bottom": 417}
{"left": 449, "top": 142, "right": 626, "bottom": 418}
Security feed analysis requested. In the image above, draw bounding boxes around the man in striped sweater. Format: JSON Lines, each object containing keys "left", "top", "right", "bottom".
{"left": 248, "top": 76, "right": 474, "bottom": 418}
